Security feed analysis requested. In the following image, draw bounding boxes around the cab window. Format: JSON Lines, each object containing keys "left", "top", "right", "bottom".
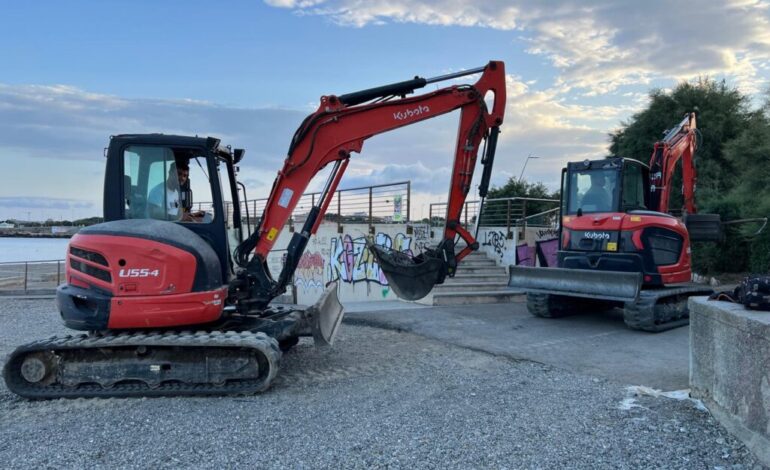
{"left": 122, "top": 145, "right": 215, "bottom": 223}
{"left": 567, "top": 168, "right": 617, "bottom": 214}
{"left": 621, "top": 163, "right": 647, "bottom": 211}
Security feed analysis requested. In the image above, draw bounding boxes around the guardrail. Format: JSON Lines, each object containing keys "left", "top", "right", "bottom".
{"left": 429, "top": 196, "right": 560, "bottom": 234}
{"left": 197, "top": 181, "right": 411, "bottom": 234}
{"left": 0, "top": 260, "right": 63, "bottom": 293}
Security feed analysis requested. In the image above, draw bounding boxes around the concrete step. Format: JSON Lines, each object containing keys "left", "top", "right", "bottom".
{"left": 434, "top": 281, "right": 511, "bottom": 292}
{"left": 458, "top": 259, "right": 497, "bottom": 267}
{"left": 450, "top": 273, "right": 509, "bottom": 283}
{"left": 432, "top": 290, "right": 525, "bottom": 306}
{"left": 454, "top": 266, "right": 506, "bottom": 275}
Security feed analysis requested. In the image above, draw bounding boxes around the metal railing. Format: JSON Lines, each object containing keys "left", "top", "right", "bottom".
{"left": 429, "top": 196, "right": 560, "bottom": 235}
{"left": 197, "top": 181, "right": 411, "bottom": 234}
{"left": 0, "top": 260, "right": 64, "bottom": 293}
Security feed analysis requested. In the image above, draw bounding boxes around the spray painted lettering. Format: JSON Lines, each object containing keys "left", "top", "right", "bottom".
{"left": 328, "top": 232, "right": 413, "bottom": 285}
{"left": 294, "top": 251, "right": 325, "bottom": 293}
{"left": 482, "top": 230, "right": 507, "bottom": 259}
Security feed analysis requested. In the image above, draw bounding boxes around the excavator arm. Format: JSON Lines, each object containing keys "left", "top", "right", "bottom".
{"left": 232, "top": 61, "right": 506, "bottom": 310}
{"left": 648, "top": 112, "right": 698, "bottom": 214}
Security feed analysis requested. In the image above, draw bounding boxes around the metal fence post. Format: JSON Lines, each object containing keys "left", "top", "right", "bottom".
{"left": 522, "top": 200, "right": 528, "bottom": 232}
{"left": 506, "top": 199, "right": 512, "bottom": 238}
{"left": 337, "top": 190, "right": 342, "bottom": 233}
{"left": 368, "top": 187, "right": 374, "bottom": 234}
{"left": 406, "top": 181, "right": 411, "bottom": 223}
{"left": 57, "top": 260, "right": 61, "bottom": 286}
{"left": 24, "top": 262, "right": 28, "bottom": 292}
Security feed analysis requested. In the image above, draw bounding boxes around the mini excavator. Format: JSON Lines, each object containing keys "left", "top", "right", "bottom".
{"left": 509, "top": 113, "right": 722, "bottom": 331}
{"left": 4, "top": 61, "right": 506, "bottom": 398}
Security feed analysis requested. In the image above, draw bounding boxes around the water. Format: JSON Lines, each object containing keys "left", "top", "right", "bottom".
{"left": 0, "top": 238, "right": 70, "bottom": 263}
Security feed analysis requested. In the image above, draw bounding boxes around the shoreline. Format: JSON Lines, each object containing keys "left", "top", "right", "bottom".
{"left": 0, "top": 232, "right": 72, "bottom": 239}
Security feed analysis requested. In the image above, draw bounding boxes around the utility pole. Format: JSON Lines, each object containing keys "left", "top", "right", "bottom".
{"left": 518, "top": 154, "right": 539, "bottom": 182}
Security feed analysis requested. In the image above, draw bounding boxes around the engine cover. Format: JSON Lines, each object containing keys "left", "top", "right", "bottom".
{"left": 60, "top": 219, "right": 226, "bottom": 330}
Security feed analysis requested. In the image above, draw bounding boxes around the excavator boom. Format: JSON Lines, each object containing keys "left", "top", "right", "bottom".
{"left": 235, "top": 61, "right": 506, "bottom": 306}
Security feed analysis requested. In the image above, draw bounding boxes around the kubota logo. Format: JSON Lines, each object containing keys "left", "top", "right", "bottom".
{"left": 393, "top": 105, "right": 430, "bottom": 121}
{"left": 584, "top": 232, "right": 610, "bottom": 240}
{"left": 119, "top": 268, "right": 160, "bottom": 278}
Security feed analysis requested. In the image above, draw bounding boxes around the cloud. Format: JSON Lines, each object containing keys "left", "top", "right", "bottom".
{"left": 0, "top": 83, "right": 307, "bottom": 168}
{"left": 264, "top": 0, "right": 770, "bottom": 96}
{"left": 0, "top": 73, "right": 631, "bottom": 216}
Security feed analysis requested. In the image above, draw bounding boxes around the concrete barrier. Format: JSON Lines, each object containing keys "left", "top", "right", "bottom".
{"left": 689, "top": 296, "right": 770, "bottom": 466}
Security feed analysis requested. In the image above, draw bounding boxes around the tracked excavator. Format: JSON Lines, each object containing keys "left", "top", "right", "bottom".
{"left": 4, "top": 61, "right": 507, "bottom": 398}
{"left": 509, "top": 112, "right": 722, "bottom": 331}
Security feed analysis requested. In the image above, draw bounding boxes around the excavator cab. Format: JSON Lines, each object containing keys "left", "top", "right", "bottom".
{"left": 104, "top": 134, "right": 244, "bottom": 283}
{"left": 563, "top": 158, "right": 650, "bottom": 216}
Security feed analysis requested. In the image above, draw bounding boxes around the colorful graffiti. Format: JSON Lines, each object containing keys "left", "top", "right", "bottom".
{"left": 328, "top": 232, "right": 413, "bottom": 286}
{"left": 295, "top": 251, "right": 325, "bottom": 293}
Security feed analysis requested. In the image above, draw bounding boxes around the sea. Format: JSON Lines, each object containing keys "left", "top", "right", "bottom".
{"left": 0, "top": 238, "right": 70, "bottom": 263}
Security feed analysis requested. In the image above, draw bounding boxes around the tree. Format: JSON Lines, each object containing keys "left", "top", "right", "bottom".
{"left": 480, "top": 178, "right": 560, "bottom": 226}
{"left": 609, "top": 78, "right": 770, "bottom": 273}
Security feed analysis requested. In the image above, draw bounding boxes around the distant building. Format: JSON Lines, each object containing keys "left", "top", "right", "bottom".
{"left": 0, "top": 222, "right": 14, "bottom": 229}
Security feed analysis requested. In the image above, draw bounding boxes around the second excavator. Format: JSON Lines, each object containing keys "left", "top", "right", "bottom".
{"left": 509, "top": 113, "right": 721, "bottom": 331}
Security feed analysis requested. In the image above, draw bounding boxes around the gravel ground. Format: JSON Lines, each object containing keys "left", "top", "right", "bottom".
{"left": 0, "top": 298, "right": 764, "bottom": 469}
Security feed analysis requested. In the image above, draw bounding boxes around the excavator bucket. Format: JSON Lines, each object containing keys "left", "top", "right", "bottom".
{"left": 308, "top": 281, "right": 345, "bottom": 347}
{"left": 368, "top": 244, "right": 446, "bottom": 301}
{"left": 509, "top": 266, "right": 642, "bottom": 303}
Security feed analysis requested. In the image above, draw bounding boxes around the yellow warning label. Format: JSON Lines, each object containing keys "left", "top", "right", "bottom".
{"left": 606, "top": 242, "right": 618, "bottom": 252}
{"left": 266, "top": 228, "right": 278, "bottom": 241}
{"left": 630, "top": 216, "right": 642, "bottom": 222}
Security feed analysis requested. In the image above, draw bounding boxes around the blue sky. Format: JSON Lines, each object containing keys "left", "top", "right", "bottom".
{"left": 2, "top": 0, "right": 769, "bottom": 221}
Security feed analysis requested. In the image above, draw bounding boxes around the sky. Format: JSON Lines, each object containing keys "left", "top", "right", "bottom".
{"left": 1, "top": 0, "right": 769, "bottom": 221}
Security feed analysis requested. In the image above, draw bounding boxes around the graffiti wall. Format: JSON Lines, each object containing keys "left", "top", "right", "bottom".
{"left": 474, "top": 226, "right": 560, "bottom": 268}
{"left": 267, "top": 222, "right": 560, "bottom": 305}
{"left": 477, "top": 228, "right": 517, "bottom": 267}
{"left": 269, "top": 223, "right": 418, "bottom": 305}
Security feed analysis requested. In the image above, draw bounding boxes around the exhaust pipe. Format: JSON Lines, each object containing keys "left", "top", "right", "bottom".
{"left": 509, "top": 266, "right": 642, "bottom": 303}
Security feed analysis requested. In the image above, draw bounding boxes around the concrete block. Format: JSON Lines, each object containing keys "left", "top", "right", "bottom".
{"left": 689, "top": 296, "right": 770, "bottom": 466}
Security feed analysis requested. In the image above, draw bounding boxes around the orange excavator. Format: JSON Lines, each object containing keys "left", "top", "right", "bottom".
{"left": 510, "top": 113, "right": 721, "bottom": 331}
{"left": 4, "top": 61, "right": 506, "bottom": 398}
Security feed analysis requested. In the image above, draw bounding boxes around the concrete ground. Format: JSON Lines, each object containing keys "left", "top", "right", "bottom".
{"left": 0, "top": 297, "right": 764, "bottom": 469}
{"left": 346, "top": 299, "right": 691, "bottom": 390}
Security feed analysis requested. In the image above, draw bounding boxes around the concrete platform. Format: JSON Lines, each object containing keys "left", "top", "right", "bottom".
{"left": 689, "top": 296, "right": 770, "bottom": 466}
{"left": 344, "top": 300, "right": 691, "bottom": 390}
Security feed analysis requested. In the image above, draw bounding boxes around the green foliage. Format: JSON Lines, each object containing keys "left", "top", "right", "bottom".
{"left": 610, "top": 78, "right": 770, "bottom": 274}
{"left": 749, "top": 229, "right": 770, "bottom": 273}
{"left": 486, "top": 179, "right": 560, "bottom": 215}
{"left": 72, "top": 217, "right": 105, "bottom": 226}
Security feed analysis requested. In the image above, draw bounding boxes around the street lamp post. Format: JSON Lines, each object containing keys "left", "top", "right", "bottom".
{"left": 518, "top": 154, "right": 540, "bottom": 182}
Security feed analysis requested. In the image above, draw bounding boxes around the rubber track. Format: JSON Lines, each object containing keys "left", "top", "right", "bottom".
{"left": 3, "top": 330, "right": 281, "bottom": 399}
{"left": 527, "top": 293, "right": 569, "bottom": 318}
{"left": 623, "top": 285, "right": 713, "bottom": 332}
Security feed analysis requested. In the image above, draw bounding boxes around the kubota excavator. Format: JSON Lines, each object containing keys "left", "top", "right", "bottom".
{"left": 509, "top": 113, "right": 721, "bottom": 331}
{"left": 3, "top": 61, "right": 506, "bottom": 398}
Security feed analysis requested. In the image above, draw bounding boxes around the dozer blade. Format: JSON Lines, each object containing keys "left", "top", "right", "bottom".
{"left": 368, "top": 244, "right": 445, "bottom": 301}
{"left": 509, "top": 266, "right": 642, "bottom": 302}
{"left": 308, "top": 281, "right": 345, "bottom": 347}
